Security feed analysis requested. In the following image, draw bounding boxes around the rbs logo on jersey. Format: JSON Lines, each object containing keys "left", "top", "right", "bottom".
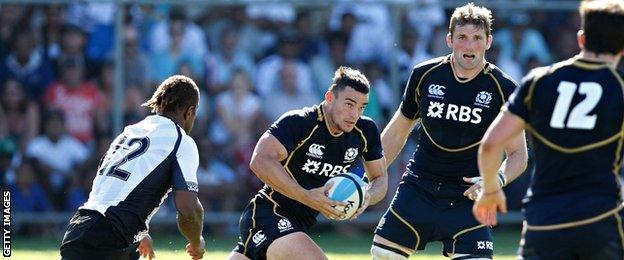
{"left": 426, "top": 101, "right": 482, "bottom": 124}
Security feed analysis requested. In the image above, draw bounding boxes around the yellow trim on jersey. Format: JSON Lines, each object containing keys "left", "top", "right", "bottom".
{"left": 420, "top": 123, "right": 481, "bottom": 152}
{"left": 283, "top": 125, "right": 320, "bottom": 179}
{"left": 487, "top": 72, "right": 507, "bottom": 104}
{"left": 449, "top": 55, "right": 482, "bottom": 83}
{"left": 527, "top": 125, "right": 623, "bottom": 154}
{"left": 353, "top": 125, "right": 368, "bottom": 153}
{"left": 242, "top": 197, "right": 258, "bottom": 254}
{"left": 615, "top": 212, "right": 624, "bottom": 249}
{"left": 524, "top": 59, "right": 575, "bottom": 109}
{"left": 389, "top": 207, "right": 421, "bottom": 251}
{"left": 268, "top": 189, "right": 287, "bottom": 219}
{"left": 450, "top": 224, "right": 487, "bottom": 256}
{"left": 413, "top": 57, "right": 449, "bottom": 120}
{"left": 526, "top": 203, "right": 624, "bottom": 231}
{"left": 320, "top": 104, "right": 343, "bottom": 137}
{"left": 572, "top": 57, "right": 613, "bottom": 70}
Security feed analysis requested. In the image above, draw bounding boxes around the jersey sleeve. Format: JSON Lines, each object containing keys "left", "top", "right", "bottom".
{"left": 360, "top": 118, "right": 384, "bottom": 161}
{"left": 399, "top": 67, "right": 422, "bottom": 119}
{"left": 171, "top": 135, "right": 199, "bottom": 193}
{"left": 506, "top": 72, "right": 534, "bottom": 122}
{"left": 266, "top": 112, "right": 308, "bottom": 153}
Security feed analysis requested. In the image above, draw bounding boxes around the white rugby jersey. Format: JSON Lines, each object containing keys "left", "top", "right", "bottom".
{"left": 81, "top": 114, "right": 199, "bottom": 243}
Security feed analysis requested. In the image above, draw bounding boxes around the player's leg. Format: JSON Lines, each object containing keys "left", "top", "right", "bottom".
{"left": 439, "top": 194, "right": 493, "bottom": 259}
{"left": 231, "top": 197, "right": 308, "bottom": 259}
{"left": 372, "top": 181, "right": 434, "bottom": 259}
{"left": 227, "top": 251, "right": 251, "bottom": 260}
{"left": 371, "top": 235, "right": 411, "bottom": 259}
{"left": 266, "top": 232, "right": 328, "bottom": 260}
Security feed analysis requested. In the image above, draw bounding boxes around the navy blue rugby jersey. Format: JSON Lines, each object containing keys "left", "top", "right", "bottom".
{"left": 258, "top": 104, "right": 383, "bottom": 229}
{"left": 507, "top": 57, "right": 624, "bottom": 227}
{"left": 400, "top": 55, "right": 517, "bottom": 184}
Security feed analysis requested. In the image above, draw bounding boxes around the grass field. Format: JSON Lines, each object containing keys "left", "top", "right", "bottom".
{"left": 11, "top": 227, "right": 522, "bottom": 259}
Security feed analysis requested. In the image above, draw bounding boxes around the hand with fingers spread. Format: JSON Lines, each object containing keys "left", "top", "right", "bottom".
{"left": 138, "top": 233, "right": 156, "bottom": 259}
{"left": 185, "top": 236, "right": 205, "bottom": 260}
{"left": 472, "top": 189, "right": 507, "bottom": 226}
{"left": 349, "top": 191, "right": 371, "bottom": 220}
{"left": 305, "top": 181, "right": 348, "bottom": 220}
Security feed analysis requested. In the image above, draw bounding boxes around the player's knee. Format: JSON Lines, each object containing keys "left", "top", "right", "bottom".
{"left": 371, "top": 245, "right": 409, "bottom": 260}
{"left": 450, "top": 253, "right": 491, "bottom": 260}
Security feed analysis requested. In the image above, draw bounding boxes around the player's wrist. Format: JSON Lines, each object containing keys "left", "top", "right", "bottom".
{"left": 497, "top": 171, "right": 507, "bottom": 187}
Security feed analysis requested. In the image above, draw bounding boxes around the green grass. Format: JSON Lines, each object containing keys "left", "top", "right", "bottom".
{"left": 11, "top": 227, "right": 522, "bottom": 259}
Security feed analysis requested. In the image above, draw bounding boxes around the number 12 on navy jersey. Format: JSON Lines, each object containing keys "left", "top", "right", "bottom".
{"left": 550, "top": 81, "right": 602, "bottom": 130}
{"left": 98, "top": 136, "right": 151, "bottom": 181}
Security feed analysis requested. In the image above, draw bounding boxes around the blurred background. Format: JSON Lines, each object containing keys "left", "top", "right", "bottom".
{"left": 2, "top": 0, "right": 622, "bottom": 243}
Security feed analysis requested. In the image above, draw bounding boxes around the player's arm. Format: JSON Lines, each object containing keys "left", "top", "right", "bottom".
{"left": 381, "top": 110, "right": 419, "bottom": 166}
{"left": 174, "top": 191, "right": 204, "bottom": 248}
{"left": 250, "top": 132, "right": 346, "bottom": 219}
{"left": 474, "top": 110, "right": 526, "bottom": 226}
{"left": 363, "top": 158, "right": 387, "bottom": 205}
{"left": 172, "top": 136, "right": 205, "bottom": 259}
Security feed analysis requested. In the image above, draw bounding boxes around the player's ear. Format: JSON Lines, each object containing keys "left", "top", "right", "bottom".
{"left": 577, "top": 30, "right": 586, "bottom": 50}
{"left": 446, "top": 33, "right": 453, "bottom": 48}
{"left": 184, "top": 105, "right": 196, "bottom": 120}
{"left": 325, "top": 91, "right": 334, "bottom": 103}
{"left": 486, "top": 34, "right": 493, "bottom": 50}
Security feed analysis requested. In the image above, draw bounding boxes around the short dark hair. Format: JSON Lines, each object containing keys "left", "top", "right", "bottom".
{"left": 142, "top": 75, "right": 199, "bottom": 114}
{"left": 328, "top": 66, "right": 370, "bottom": 95}
{"left": 580, "top": 0, "right": 624, "bottom": 55}
{"left": 449, "top": 3, "right": 493, "bottom": 37}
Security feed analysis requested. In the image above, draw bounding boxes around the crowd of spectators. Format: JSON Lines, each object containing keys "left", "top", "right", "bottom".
{"left": 2, "top": 2, "right": 621, "bottom": 233}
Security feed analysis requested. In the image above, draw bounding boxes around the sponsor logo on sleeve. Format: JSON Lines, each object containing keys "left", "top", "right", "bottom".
{"left": 186, "top": 182, "right": 199, "bottom": 192}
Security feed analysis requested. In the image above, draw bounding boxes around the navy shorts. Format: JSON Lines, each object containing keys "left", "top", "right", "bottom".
{"left": 233, "top": 197, "right": 304, "bottom": 260}
{"left": 375, "top": 179, "right": 493, "bottom": 258}
{"left": 60, "top": 209, "right": 139, "bottom": 260}
{"left": 519, "top": 210, "right": 624, "bottom": 260}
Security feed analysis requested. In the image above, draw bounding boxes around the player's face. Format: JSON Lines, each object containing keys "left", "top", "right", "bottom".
{"left": 447, "top": 24, "right": 492, "bottom": 72}
{"left": 326, "top": 86, "right": 369, "bottom": 133}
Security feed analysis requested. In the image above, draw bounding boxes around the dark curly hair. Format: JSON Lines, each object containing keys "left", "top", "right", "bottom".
{"left": 142, "top": 75, "right": 199, "bottom": 114}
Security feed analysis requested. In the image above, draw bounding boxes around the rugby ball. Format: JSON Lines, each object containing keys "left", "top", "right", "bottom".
{"left": 326, "top": 173, "right": 367, "bottom": 220}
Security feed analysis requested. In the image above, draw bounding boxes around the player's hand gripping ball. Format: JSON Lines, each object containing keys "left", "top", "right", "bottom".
{"left": 325, "top": 173, "right": 367, "bottom": 220}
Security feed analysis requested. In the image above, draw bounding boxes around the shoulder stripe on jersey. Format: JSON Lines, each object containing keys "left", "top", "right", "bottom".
{"left": 413, "top": 57, "right": 449, "bottom": 120}
{"left": 420, "top": 123, "right": 481, "bottom": 152}
{"left": 389, "top": 207, "right": 420, "bottom": 251}
{"left": 527, "top": 125, "right": 622, "bottom": 153}
{"left": 242, "top": 196, "right": 259, "bottom": 254}
{"left": 526, "top": 203, "right": 624, "bottom": 231}
{"left": 449, "top": 224, "right": 487, "bottom": 256}
{"left": 524, "top": 59, "right": 574, "bottom": 110}
{"left": 487, "top": 72, "right": 506, "bottom": 104}
{"left": 353, "top": 125, "right": 368, "bottom": 153}
{"left": 283, "top": 125, "right": 320, "bottom": 180}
